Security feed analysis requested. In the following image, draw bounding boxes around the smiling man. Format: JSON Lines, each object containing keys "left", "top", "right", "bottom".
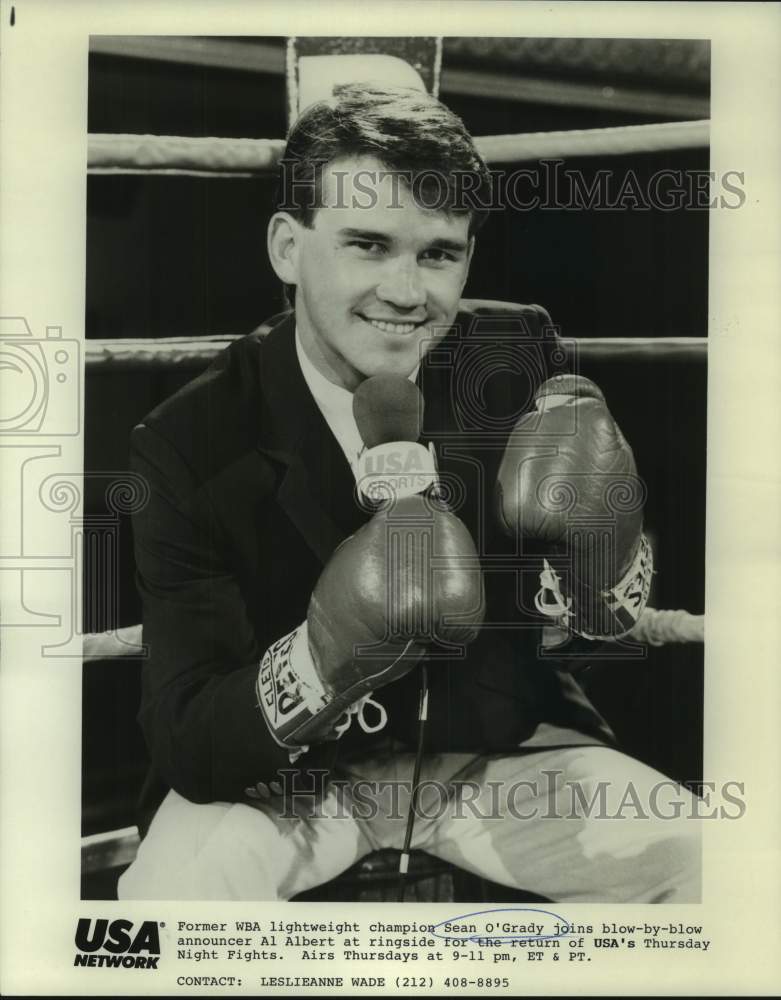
{"left": 119, "top": 84, "right": 701, "bottom": 903}
{"left": 270, "top": 82, "right": 486, "bottom": 389}
{"left": 269, "top": 153, "right": 475, "bottom": 387}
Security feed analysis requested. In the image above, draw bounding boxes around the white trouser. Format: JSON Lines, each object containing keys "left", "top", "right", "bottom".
{"left": 119, "top": 745, "right": 702, "bottom": 903}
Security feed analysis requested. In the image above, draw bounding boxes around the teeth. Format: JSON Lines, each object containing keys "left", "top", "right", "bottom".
{"left": 367, "top": 319, "right": 418, "bottom": 334}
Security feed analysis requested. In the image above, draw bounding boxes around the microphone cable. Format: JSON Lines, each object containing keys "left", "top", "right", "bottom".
{"left": 349, "top": 376, "right": 442, "bottom": 901}
{"left": 397, "top": 664, "right": 429, "bottom": 902}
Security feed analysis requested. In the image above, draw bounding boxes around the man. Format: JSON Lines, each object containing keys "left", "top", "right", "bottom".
{"left": 119, "top": 84, "right": 701, "bottom": 902}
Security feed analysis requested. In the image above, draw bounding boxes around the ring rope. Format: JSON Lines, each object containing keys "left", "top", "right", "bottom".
{"left": 90, "top": 167, "right": 259, "bottom": 179}
{"left": 82, "top": 605, "right": 704, "bottom": 661}
{"left": 85, "top": 335, "right": 706, "bottom": 369}
{"left": 478, "top": 119, "right": 708, "bottom": 164}
{"left": 629, "top": 608, "right": 704, "bottom": 646}
{"left": 88, "top": 119, "right": 709, "bottom": 176}
{"left": 89, "top": 133, "right": 285, "bottom": 174}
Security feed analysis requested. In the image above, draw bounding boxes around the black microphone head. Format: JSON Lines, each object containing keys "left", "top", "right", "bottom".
{"left": 353, "top": 375, "right": 424, "bottom": 447}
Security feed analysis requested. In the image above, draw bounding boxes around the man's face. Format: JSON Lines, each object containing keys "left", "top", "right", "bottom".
{"left": 272, "top": 156, "right": 474, "bottom": 390}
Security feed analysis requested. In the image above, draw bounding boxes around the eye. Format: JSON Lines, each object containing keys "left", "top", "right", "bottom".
{"left": 348, "top": 240, "right": 386, "bottom": 255}
{"left": 421, "top": 247, "right": 458, "bottom": 264}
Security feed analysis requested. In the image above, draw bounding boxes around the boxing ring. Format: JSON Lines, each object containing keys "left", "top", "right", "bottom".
{"left": 81, "top": 66, "right": 707, "bottom": 900}
{"left": 87, "top": 118, "right": 708, "bottom": 176}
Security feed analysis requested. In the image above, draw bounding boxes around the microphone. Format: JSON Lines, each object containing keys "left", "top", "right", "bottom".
{"left": 352, "top": 375, "right": 439, "bottom": 504}
{"left": 352, "top": 384, "right": 453, "bottom": 895}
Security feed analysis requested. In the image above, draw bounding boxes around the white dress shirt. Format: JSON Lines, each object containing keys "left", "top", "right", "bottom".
{"left": 295, "top": 327, "right": 420, "bottom": 477}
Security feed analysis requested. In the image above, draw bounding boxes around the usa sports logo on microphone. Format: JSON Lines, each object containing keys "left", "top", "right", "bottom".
{"left": 356, "top": 440, "right": 438, "bottom": 503}
{"left": 352, "top": 375, "right": 440, "bottom": 504}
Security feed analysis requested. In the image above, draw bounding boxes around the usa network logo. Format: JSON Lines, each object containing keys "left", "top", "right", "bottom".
{"left": 74, "top": 918, "right": 161, "bottom": 969}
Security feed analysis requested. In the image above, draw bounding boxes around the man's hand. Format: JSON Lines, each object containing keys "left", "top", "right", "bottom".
{"left": 494, "top": 374, "right": 653, "bottom": 640}
{"left": 256, "top": 493, "right": 484, "bottom": 750}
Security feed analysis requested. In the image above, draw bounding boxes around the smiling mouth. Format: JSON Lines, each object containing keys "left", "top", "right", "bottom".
{"left": 361, "top": 316, "right": 425, "bottom": 335}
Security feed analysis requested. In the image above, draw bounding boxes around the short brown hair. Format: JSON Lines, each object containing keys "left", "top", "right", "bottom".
{"left": 277, "top": 83, "right": 491, "bottom": 235}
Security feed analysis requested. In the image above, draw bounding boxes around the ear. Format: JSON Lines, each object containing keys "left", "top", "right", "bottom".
{"left": 267, "top": 212, "right": 302, "bottom": 285}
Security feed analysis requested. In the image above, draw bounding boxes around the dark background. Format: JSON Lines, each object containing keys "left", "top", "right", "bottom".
{"left": 83, "top": 37, "right": 708, "bottom": 840}
{"left": 86, "top": 36, "right": 710, "bottom": 342}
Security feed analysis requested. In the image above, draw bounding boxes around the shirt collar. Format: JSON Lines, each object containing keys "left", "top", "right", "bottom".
{"left": 294, "top": 327, "right": 421, "bottom": 417}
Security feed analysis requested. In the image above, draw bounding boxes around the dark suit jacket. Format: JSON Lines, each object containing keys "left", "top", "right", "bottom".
{"left": 130, "top": 300, "right": 615, "bottom": 811}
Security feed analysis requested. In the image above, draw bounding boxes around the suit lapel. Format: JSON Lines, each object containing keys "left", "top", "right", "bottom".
{"left": 256, "top": 315, "right": 367, "bottom": 565}
{"left": 417, "top": 321, "right": 468, "bottom": 491}
{"left": 255, "top": 312, "right": 472, "bottom": 566}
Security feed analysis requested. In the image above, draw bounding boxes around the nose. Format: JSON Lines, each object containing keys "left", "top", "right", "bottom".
{"left": 375, "top": 257, "right": 426, "bottom": 310}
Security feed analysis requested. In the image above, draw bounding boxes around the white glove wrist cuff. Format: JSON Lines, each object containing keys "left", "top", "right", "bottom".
{"left": 256, "top": 621, "right": 328, "bottom": 748}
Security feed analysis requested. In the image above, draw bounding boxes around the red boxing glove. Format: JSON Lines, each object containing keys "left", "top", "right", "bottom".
{"left": 257, "top": 493, "right": 484, "bottom": 751}
{"left": 495, "top": 374, "right": 653, "bottom": 639}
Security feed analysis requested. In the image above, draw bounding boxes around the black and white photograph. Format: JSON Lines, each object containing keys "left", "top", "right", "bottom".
{"left": 81, "top": 32, "right": 710, "bottom": 906}
{"left": 1, "top": 2, "right": 780, "bottom": 996}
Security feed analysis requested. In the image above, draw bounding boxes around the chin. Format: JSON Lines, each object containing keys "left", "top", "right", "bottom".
{"left": 361, "top": 354, "right": 418, "bottom": 379}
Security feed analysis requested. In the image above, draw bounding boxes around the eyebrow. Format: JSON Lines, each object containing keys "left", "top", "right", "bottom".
{"left": 337, "top": 228, "right": 392, "bottom": 242}
{"left": 429, "top": 237, "right": 470, "bottom": 253}
{"left": 337, "top": 228, "right": 469, "bottom": 253}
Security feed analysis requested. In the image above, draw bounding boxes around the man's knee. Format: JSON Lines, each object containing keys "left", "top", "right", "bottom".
{"left": 117, "top": 792, "right": 281, "bottom": 901}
